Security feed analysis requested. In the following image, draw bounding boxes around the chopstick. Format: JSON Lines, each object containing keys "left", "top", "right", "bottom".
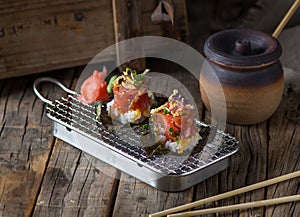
{"left": 149, "top": 170, "right": 300, "bottom": 217}
{"left": 272, "top": 0, "right": 300, "bottom": 38}
{"left": 168, "top": 195, "right": 300, "bottom": 217}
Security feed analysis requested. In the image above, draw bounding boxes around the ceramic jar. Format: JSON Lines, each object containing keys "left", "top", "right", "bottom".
{"left": 200, "top": 29, "right": 284, "bottom": 125}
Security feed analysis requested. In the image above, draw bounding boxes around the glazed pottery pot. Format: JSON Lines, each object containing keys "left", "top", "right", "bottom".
{"left": 200, "top": 29, "right": 284, "bottom": 125}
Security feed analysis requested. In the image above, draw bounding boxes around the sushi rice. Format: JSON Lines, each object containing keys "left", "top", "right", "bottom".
{"left": 107, "top": 99, "right": 142, "bottom": 124}
{"left": 150, "top": 90, "right": 201, "bottom": 154}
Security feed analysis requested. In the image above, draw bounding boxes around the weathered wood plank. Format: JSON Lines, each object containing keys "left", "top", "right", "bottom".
{"left": 1, "top": 0, "right": 189, "bottom": 79}
{"left": 0, "top": 127, "right": 54, "bottom": 217}
{"left": 163, "top": 0, "right": 189, "bottom": 42}
{"left": 265, "top": 93, "right": 300, "bottom": 217}
{"left": 113, "top": 0, "right": 148, "bottom": 71}
{"left": 191, "top": 120, "right": 268, "bottom": 217}
{"left": 194, "top": 72, "right": 269, "bottom": 216}
{"left": 192, "top": 91, "right": 299, "bottom": 216}
{"left": 32, "top": 139, "right": 120, "bottom": 217}
{"left": 0, "top": 0, "right": 115, "bottom": 79}
{"left": 186, "top": 1, "right": 215, "bottom": 52}
{"left": 230, "top": 123, "right": 268, "bottom": 217}
{"left": 112, "top": 174, "right": 194, "bottom": 216}
{"left": 0, "top": 69, "right": 76, "bottom": 216}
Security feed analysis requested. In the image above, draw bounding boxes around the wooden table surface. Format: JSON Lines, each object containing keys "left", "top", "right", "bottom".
{"left": 0, "top": 63, "right": 299, "bottom": 217}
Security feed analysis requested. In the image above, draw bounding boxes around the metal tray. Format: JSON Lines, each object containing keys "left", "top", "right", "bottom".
{"left": 33, "top": 77, "right": 239, "bottom": 192}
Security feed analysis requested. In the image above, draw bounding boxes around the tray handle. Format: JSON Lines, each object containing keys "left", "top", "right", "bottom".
{"left": 33, "top": 77, "right": 78, "bottom": 105}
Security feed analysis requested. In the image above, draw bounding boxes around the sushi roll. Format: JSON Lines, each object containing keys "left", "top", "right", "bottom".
{"left": 107, "top": 68, "right": 151, "bottom": 124}
{"left": 150, "top": 90, "right": 201, "bottom": 154}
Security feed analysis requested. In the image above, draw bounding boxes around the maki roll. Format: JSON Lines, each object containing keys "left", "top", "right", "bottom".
{"left": 150, "top": 90, "right": 201, "bottom": 154}
{"left": 107, "top": 68, "right": 151, "bottom": 124}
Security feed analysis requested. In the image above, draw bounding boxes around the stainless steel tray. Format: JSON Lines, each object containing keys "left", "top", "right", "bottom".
{"left": 33, "top": 77, "right": 239, "bottom": 192}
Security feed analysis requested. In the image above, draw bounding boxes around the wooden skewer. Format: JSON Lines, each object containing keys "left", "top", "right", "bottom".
{"left": 167, "top": 195, "right": 300, "bottom": 217}
{"left": 149, "top": 170, "right": 300, "bottom": 217}
{"left": 272, "top": 0, "right": 300, "bottom": 38}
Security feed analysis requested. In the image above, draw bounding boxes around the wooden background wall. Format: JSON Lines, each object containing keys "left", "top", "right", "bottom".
{"left": 0, "top": 0, "right": 188, "bottom": 79}
{"left": 1, "top": 0, "right": 299, "bottom": 79}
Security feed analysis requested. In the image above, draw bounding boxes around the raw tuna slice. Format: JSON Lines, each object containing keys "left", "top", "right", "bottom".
{"left": 106, "top": 68, "right": 151, "bottom": 124}
{"left": 150, "top": 90, "right": 200, "bottom": 154}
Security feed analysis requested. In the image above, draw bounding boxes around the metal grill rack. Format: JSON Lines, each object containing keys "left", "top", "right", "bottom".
{"left": 34, "top": 77, "right": 239, "bottom": 192}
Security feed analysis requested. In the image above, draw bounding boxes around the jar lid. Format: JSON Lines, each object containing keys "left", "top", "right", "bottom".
{"left": 203, "top": 29, "right": 282, "bottom": 67}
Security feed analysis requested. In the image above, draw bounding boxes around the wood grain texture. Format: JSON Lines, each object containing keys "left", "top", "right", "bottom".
{"left": 0, "top": 69, "right": 76, "bottom": 216}
{"left": 194, "top": 88, "right": 299, "bottom": 217}
{"left": 30, "top": 66, "right": 121, "bottom": 217}
{"left": 265, "top": 93, "right": 300, "bottom": 217}
{"left": 0, "top": 62, "right": 299, "bottom": 217}
{"left": 112, "top": 0, "right": 146, "bottom": 71}
{"left": 191, "top": 120, "right": 268, "bottom": 217}
{"left": 1, "top": 0, "right": 189, "bottom": 79}
{"left": 32, "top": 140, "right": 120, "bottom": 217}
{"left": 0, "top": 0, "right": 115, "bottom": 79}
{"left": 112, "top": 173, "right": 194, "bottom": 216}
{"left": 112, "top": 0, "right": 189, "bottom": 71}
